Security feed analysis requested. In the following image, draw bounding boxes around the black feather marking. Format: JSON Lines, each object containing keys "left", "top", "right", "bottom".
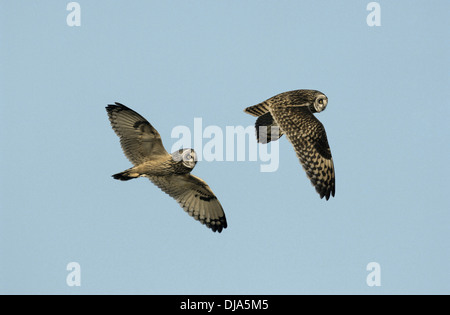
{"left": 133, "top": 120, "right": 149, "bottom": 129}
{"left": 199, "top": 195, "right": 216, "bottom": 202}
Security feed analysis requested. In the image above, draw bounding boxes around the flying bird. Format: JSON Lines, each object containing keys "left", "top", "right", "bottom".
{"left": 106, "top": 103, "right": 227, "bottom": 232}
{"left": 244, "top": 89, "right": 335, "bottom": 200}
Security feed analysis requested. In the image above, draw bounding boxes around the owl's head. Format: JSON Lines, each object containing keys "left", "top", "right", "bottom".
{"left": 172, "top": 148, "right": 198, "bottom": 170}
{"left": 312, "top": 93, "right": 328, "bottom": 113}
{"left": 279, "top": 89, "right": 328, "bottom": 113}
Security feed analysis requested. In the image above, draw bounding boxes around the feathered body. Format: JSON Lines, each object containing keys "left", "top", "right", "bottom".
{"left": 106, "top": 103, "right": 227, "bottom": 232}
{"left": 245, "top": 89, "right": 336, "bottom": 200}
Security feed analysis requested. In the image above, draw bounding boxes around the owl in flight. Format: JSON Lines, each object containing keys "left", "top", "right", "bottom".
{"left": 106, "top": 103, "right": 227, "bottom": 232}
{"left": 244, "top": 90, "right": 335, "bottom": 200}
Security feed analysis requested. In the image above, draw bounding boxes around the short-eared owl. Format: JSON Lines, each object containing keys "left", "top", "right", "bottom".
{"left": 106, "top": 103, "right": 227, "bottom": 232}
{"left": 244, "top": 90, "right": 335, "bottom": 200}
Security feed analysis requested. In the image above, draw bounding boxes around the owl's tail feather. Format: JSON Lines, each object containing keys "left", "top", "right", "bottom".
{"left": 112, "top": 169, "right": 140, "bottom": 181}
{"left": 244, "top": 102, "right": 270, "bottom": 117}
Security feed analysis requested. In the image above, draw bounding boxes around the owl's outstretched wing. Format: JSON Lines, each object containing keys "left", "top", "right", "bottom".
{"left": 271, "top": 105, "right": 335, "bottom": 200}
{"left": 106, "top": 103, "right": 169, "bottom": 165}
{"left": 148, "top": 174, "right": 227, "bottom": 232}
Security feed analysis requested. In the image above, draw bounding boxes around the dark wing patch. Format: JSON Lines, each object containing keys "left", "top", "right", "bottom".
{"left": 255, "top": 112, "right": 284, "bottom": 144}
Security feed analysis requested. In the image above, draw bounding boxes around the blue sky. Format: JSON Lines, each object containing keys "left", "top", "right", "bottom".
{"left": 0, "top": 1, "right": 449, "bottom": 294}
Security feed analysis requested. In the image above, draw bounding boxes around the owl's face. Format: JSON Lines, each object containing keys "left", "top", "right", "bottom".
{"left": 313, "top": 93, "right": 328, "bottom": 113}
{"left": 172, "top": 148, "right": 197, "bottom": 169}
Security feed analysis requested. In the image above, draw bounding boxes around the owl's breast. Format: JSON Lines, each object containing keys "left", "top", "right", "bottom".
{"left": 134, "top": 156, "right": 176, "bottom": 176}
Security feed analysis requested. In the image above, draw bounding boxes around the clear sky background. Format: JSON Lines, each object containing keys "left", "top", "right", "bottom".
{"left": 0, "top": 1, "right": 449, "bottom": 294}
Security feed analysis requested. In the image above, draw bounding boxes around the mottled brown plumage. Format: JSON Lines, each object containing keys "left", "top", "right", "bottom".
{"left": 244, "top": 90, "right": 335, "bottom": 200}
{"left": 106, "top": 103, "right": 227, "bottom": 232}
